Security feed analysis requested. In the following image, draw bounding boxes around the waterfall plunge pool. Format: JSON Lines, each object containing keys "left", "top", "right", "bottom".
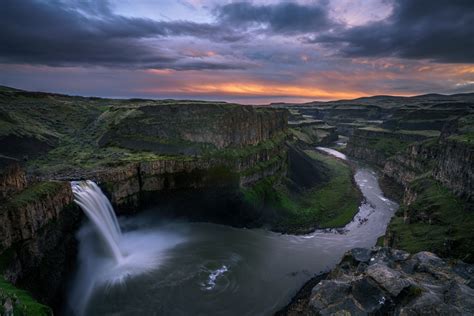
{"left": 68, "top": 149, "right": 398, "bottom": 316}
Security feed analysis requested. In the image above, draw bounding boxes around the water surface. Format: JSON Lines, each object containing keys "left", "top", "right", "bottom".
{"left": 69, "top": 149, "right": 397, "bottom": 316}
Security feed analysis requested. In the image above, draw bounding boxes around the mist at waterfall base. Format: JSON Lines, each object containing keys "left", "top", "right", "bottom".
{"left": 69, "top": 181, "right": 186, "bottom": 315}
{"left": 68, "top": 150, "right": 397, "bottom": 315}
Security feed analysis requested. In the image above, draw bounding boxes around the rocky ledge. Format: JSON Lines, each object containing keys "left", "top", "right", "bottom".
{"left": 279, "top": 247, "right": 474, "bottom": 315}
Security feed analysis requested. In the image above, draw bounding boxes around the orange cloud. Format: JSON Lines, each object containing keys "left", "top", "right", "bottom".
{"left": 143, "top": 82, "right": 366, "bottom": 100}
{"left": 146, "top": 69, "right": 175, "bottom": 75}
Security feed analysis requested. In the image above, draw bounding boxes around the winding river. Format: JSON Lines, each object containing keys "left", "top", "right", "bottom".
{"left": 68, "top": 148, "right": 398, "bottom": 316}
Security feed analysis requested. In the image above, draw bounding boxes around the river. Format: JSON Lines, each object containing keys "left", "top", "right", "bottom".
{"left": 68, "top": 148, "right": 398, "bottom": 316}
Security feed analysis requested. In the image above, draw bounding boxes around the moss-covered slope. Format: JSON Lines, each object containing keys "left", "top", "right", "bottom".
{"left": 242, "top": 147, "right": 361, "bottom": 233}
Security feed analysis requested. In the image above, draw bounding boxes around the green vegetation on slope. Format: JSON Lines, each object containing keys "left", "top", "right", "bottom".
{"left": 370, "top": 137, "right": 411, "bottom": 157}
{"left": 203, "top": 131, "right": 288, "bottom": 160}
{"left": 0, "top": 246, "right": 52, "bottom": 316}
{"left": 448, "top": 114, "right": 474, "bottom": 146}
{"left": 0, "top": 277, "right": 52, "bottom": 316}
{"left": 1, "top": 89, "right": 287, "bottom": 176}
{"left": 3, "top": 181, "right": 64, "bottom": 209}
{"left": 387, "top": 177, "right": 474, "bottom": 262}
{"left": 243, "top": 150, "right": 360, "bottom": 233}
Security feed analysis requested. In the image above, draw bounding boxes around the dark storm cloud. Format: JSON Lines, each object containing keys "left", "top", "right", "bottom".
{"left": 216, "top": 1, "right": 335, "bottom": 33}
{"left": 170, "top": 62, "right": 247, "bottom": 71}
{"left": 309, "top": 0, "right": 474, "bottom": 63}
{"left": 0, "top": 0, "right": 242, "bottom": 69}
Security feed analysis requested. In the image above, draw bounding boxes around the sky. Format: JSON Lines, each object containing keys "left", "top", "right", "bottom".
{"left": 0, "top": 0, "right": 473, "bottom": 104}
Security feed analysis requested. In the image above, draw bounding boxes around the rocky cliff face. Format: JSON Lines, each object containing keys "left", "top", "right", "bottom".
{"left": 346, "top": 128, "right": 431, "bottom": 167}
{"left": 0, "top": 181, "right": 74, "bottom": 252}
{"left": 433, "top": 139, "right": 473, "bottom": 201}
{"left": 0, "top": 162, "right": 27, "bottom": 200}
{"left": 0, "top": 100, "right": 290, "bottom": 311}
{"left": 0, "top": 87, "right": 291, "bottom": 313}
{"left": 279, "top": 247, "right": 474, "bottom": 315}
{"left": 383, "top": 141, "right": 438, "bottom": 187}
{"left": 380, "top": 123, "right": 474, "bottom": 262}
{"left": 98, "top": 104, "right": 288, "bottom": 154}
{"left": 0, "top": 173, "right": 81, "bottom": 310}
{"left": 383, "top": 138, "right": 473, "bottom": 201}
{"left": 86, "top": 135, "right": 288, "bottom": 212}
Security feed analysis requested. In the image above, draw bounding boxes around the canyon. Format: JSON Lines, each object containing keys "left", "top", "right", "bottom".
{"left": 0, "top": 86, "right": 473, "bottom": 315}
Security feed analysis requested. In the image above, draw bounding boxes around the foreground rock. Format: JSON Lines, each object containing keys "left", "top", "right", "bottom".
{"left": 278, "top": 247, "right": 474, "bottom": 315}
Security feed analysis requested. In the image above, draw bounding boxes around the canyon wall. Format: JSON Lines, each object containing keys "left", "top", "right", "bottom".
{"left": 0, "top": 181, "right": 73, "bottom": 251}
{"left": 346, "top": 128, "right": 432, "bottom": 167}
{"left": 0, "top": 168, "right": 81, "bottom": 310}
{"left": 0, "top": 100, "right": 289, "bottom": 310}
{"left": 0, "top": 162, "right": 27, "bottom": 199}
{"left": 98, "top": 104, "right": 288, "bottom": 154}
{"left": 383, "top": 138, "right": 473, "bottom": 201}
{"left": 433, "top": 139, "right": 473, "bottom": 201}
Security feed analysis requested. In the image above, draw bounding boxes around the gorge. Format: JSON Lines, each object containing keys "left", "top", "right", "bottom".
{"left": 0, "top": 86, "right": 473, "bottom": 315}
{"left": 69, "top": 150, "right": 397, "bottom": 315}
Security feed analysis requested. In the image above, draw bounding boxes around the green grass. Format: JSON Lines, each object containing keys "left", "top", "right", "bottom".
{"left": 387, "top": 178, "right": 474, "bottom": 262}
{"left": 202, "top": 131, "right": 288, "bottom": 161}
{"left": 397, "top": 129, "right": 440, "bottom": 137}
{"left": 1, "top": 90, "right": 286, "bottom": 176}
{"left": 243, "top": 150, "right": 361, "bottom": 233}
{"left": 359, "top": 126, "right": 390, "bottom": 133}
{"left": 0, "top": 277, "right": 52, "bottom": 316}
{"left": 27, "top": 142, "right": 195, "bottom": 175}
{"left": 1, "top": 246, "right": 52, "bottom": 315}
{"left": 449, "top": 133, "right": 474, "bottom": 146}
{"left": 356, "top": 127, "right": 439, "bottom": 158}
{"left": 371, "top": 137, "right": 411, "bottom": 157}
{"left": 290, "top": 128, "right": 313, "bottom": 144}
{"left": 4, "top": 181, "right": 64, "bottom": 209}
{"left": 240, "top": 153, "right": 286, "bottom": 177}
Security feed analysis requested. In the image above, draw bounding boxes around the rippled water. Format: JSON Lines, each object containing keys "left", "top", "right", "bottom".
{"left": 68, "top": 149, "right": 398, "bottom": 316}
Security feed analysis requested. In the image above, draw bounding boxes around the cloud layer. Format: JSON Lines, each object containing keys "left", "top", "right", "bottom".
{"left": 0, "top": 0, "right": 242, "bottom": 69}
{"left": 312, "top": 0, "right": 474, "bottom": 63}
{"left": 0, "top": 0, "right": 473, "bottom": 102}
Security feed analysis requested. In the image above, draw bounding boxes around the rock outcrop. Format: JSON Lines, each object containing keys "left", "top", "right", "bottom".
{"left": 68, "top": 133, "right": 288, "bottom": 212}
{"left": 0, "top": 181, "right": 74, "bottom": 252}
{"left": 98, "top": 103, "right": 288, "bottom": 154}
{"left": 0, "top": 94, "right": 291, "bottom": 312}
{"left": 0, "top": 162, "right": 27, "bottom": 200}
{"left": 279, "top": 247, "right": 474, "bottom": 315}
{"left": 346, "top": 128, "right": 434, "bottom": 167}
{"left": 0, "top": 171, "right": 80, "bottom": 311}
{"left": 433, "top": 139, "right": 473, "bottom": 201}
{"left": 383, "top": 138, "right": 473, "bottom": 201}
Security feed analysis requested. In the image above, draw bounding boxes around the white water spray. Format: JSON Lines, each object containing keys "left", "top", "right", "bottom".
{"left": 71, "top": 180, "right": 124, "bottom": 262}
{"left": 69, "top": 180, "right": 186, "bottom": 315}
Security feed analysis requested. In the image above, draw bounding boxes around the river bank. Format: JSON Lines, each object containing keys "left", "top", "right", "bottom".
{"left": 69, "top": 148, "right": 397, "bottom": 315}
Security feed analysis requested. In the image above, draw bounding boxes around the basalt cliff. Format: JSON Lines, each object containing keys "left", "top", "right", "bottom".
{"left": 0, "top": 86, "right": 290, "bottom": 313}
{"left": 1, "top": 87, "right": 473, "bottom": 315}
{"left": 277, "top": 94, "right": 474, "bottom": 262}
{"left": 276, "top": 94, "right": 474, "bottom": 316}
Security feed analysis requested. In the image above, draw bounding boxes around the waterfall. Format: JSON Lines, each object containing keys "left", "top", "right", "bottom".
{"left": 71, "top": 180, "right": 124, "bottom": 263}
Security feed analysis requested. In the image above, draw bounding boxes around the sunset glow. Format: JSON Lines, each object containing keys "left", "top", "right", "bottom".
{"left": 0, "top": 0, "right": 473, "bottom": 103}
